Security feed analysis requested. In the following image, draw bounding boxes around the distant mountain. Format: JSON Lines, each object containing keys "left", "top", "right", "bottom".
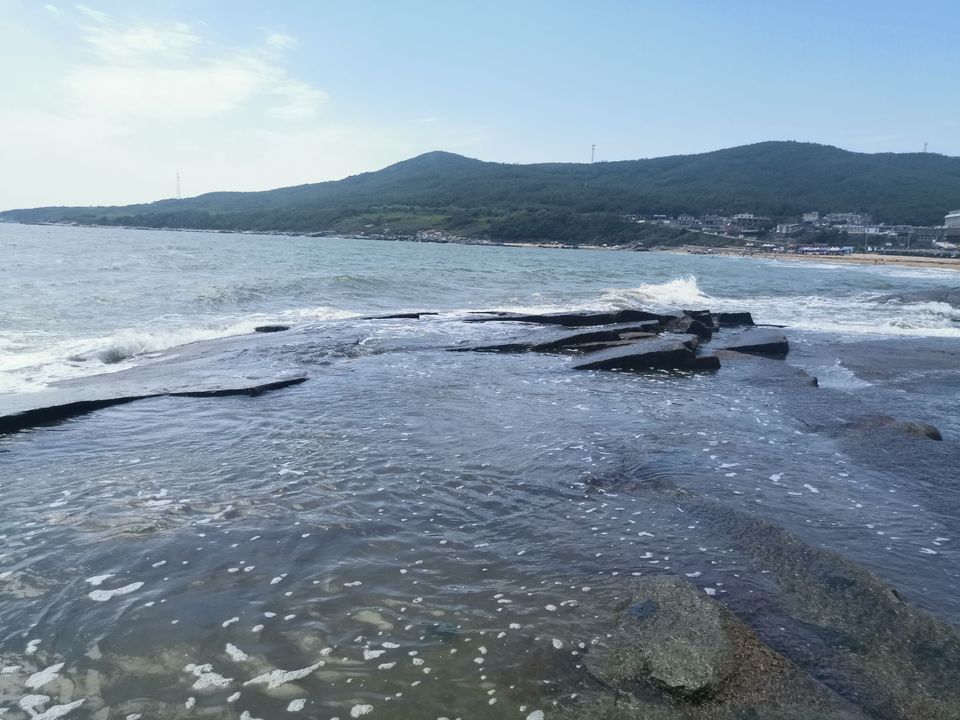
{"left": 4, "top": 142, "right": 959, "bottom": 244}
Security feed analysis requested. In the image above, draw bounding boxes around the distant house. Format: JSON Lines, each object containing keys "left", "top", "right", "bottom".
{"left": 801, "top": 211, "right": 820, "bottom": 223}
{"left": 946, "top": 209, "right": 960, "bottom": 239}
{"left": 775, "top": 223, "right": 804, "bottom": 236}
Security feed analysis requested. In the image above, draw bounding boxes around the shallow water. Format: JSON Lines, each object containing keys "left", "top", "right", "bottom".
{"left": 1, "top": 224, "right": 959, "bottom": 718}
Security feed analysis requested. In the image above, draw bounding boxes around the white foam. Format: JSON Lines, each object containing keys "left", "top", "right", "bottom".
{"left": 88, "top": 582, "right": 144, "bottom": 601}
{"left": 84, "top": 574, "right": 114, "bottom": 587}
{"left": 26, "top": 663, "right": 64, "bottom": 690}
{"left": 244, "top": 662, "right": 323, "bottom": 690}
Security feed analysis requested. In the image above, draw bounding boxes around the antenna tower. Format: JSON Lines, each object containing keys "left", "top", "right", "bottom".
{"left": 591, "top": 144, "right": 596, "bottom": 163}
{"left": 176, "top": 173, "right": 181, "bottom": 200}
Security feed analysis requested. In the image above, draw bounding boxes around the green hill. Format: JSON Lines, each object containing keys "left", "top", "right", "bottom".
{"left": 3, "top": 141, "right": 958, "bottom": 244}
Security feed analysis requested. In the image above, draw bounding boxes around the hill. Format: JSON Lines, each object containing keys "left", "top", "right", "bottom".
{"left": 3, "top": 142, "right": 959, "bottom": 244}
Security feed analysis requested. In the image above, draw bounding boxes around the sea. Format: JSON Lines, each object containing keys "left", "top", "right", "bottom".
{"left": 1, "top": 222, "right": 959, "bottom": 719}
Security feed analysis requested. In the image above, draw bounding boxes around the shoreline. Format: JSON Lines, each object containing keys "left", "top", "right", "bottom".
{"left": 5, "top": 219, "right": 959, "bottom": 272}
{"left": 664, "top": 246, "right": 960, "bottom": 271}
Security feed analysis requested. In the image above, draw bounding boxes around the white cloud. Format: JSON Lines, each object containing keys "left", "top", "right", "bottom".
{"left": 82, "top": 20, "right": 201, "bottom": 62}
{"left": 60, "top": 10, "right": 325, "bottom": 123}
{"left": 74, "top": 4, "right": 108, "bottom": 24}
{"left": 266, "top": 32, "right": 297, "bottom": 50}
{"left": 0, "top": 5, "right": 480, "bottom": 208}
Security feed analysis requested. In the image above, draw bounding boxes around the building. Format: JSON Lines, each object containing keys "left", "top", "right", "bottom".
{"left": 775, "top": 223, "right": 804, "bottom": 237}
{"left": 946, "top": 209, "right": 960, "bottom": 239}
{"left": 801, "top": 211, "right": 820, "bottom": 223}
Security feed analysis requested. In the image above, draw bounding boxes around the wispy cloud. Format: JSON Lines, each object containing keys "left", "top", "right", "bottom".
{"left": 62, "top": 9, "right": 324, "bottom": 122}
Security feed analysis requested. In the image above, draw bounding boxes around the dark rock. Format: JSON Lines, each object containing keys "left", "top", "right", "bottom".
{"left": 617, "top": 332, "right": 659, "bottom": 341}
{"left": 715, "top": 311, "right": 756, "bottom": 327}
{"left": 531, "top": 322, "right": 663, "bottom": 352}
{"left": 846, "top": 414, "right": 942, "bottom": 441}
{"left": 253, "top": 324, "right": 290, "bottom": 333}
{"left": 573, "top": 337, "right": 701, "bottom": 372}
{"left": 872, "top": 288, "right": 960, "bottom": 308}
{"left": 711, "top": 330, "right": 788, "bottom": 356}
{"left": 678, "top": 318, "right": 713, "bottom": 340}
{"left": 363, "top": 312, "right": 439, "bottom": 320}
{"left": 464, "top": 309, "right": 676, "bottom": 328}
{"left": 585, "top": 577, "right": 734, "bottom": 700}
{"left": 683, "top": 309, "right": 715, "bottom": 327}
{"left": 691, "top": 354, "right": 721, "bottom": 371}
{"left": 582, "top": 577, "right": 866, "bottom": 717}
{"left": 0, "top": 377, "right": 308, "bottom": 435}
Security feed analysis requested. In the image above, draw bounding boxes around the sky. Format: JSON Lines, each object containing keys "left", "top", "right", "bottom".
{"left": 1, "top": 0, "right": 958, "bottom": 209}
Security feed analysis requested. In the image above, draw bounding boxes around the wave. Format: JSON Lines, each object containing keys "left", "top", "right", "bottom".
{"left": 599, "top": 275, "right": 712, "bottom": 309}
{"left": 592, "top": 276, "right": 960, "bottom": 339}
{"left": 0, "top": 306, "right": 359, "bottom": 394}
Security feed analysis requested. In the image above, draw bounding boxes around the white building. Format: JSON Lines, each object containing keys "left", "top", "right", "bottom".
{"left": 946, "top": 209, "right": 960, "bottom": 238}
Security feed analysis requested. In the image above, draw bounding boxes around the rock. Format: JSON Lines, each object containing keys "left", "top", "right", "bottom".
{"left": 691, "top": 354, "right": 721, "bottom": 371}
{"left": 846, "top": 414, "right": 942, "bottom": 441}
{"left": 0, "top": 377, "right": 308, "bottom": 435}
{"left": 872, "top": 288, "right": 960, "bottom": 308}
{"left": 573, "top": 337, "right": 702, "bottom": 373}
{"left": 464, "top": 310, "right": 676, "bottom": 328}
{"left": 253, "top": 324, "right": 290, "bottom": 333}
{"left": 581, "top": 577, "right": 869, "bottom": 718}
{"left": 585, "top": 578, "right": 734, "bottom": 699}
{"left": 715, "top": 311, "right": 755, "bottom": 327}
{"left": 710, "top": 330, "right": 788, "bottom": 356}
{"left": 677, "top": 318, "right": 713, "bottom": 340}
{"left": 683, "top": 309, "right": 715, "bottom": 327}
{"left": 530, "top": 322, "right": 664, "bottom": 352}
{"left": 363, "top": 312, "right": 439, "bottom": 320}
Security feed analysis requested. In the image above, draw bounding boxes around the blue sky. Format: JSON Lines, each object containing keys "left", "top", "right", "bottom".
{"left": 1, "top": 0, "right": 957, "bottom": 207}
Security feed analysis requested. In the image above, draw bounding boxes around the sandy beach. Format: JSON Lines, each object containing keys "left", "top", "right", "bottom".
{"left": 670, "top": 247, "right": 960, "bottom": 271}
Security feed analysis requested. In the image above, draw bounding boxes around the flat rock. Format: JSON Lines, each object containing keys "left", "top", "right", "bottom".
{"left": 464, "top": 309, "right": 677, "bottom": 327}
{"left": 363, "top": 312, "right": 439, "bottom": 320}
{"left": 0, "top": 376, "right": 308, "bottom": 435}
{"left": 530, "top": 322, "right": 664, "bottom": 351}
{"left": 715, "top": 311, "right": 756, "bottom": 327}
{"left": 572, "top": 336, "right": 703, "bottom": 372}
{"left": 253, "top": 324, "right": 290, "bottom": 333}
{"left": 710, "top": 330, "right": 788, "bottom": 356}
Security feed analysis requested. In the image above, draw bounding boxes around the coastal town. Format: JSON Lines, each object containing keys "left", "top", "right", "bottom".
{"left": 636, "top": 207, "right": 960, "bottom": 256}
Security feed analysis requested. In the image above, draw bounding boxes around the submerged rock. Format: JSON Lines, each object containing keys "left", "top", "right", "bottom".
{"left": 253, "top": 324, "right": 290, "bottom": 333}
{"left": 581, "top": 577, "right": 867, "bottom": 718}
{"left": 844, "top": 414, "right": 943, "bottom": 441}
{"left": 585, "top": 578, "right": 733, "bottom": 700}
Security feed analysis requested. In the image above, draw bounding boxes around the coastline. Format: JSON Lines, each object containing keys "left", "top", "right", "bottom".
{"left": 5, "top": 219, "right": 959, "bottom": 272}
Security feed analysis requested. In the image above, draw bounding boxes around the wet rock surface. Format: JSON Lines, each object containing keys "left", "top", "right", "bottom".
{"left": 579, "top": 578, "right": 867, "bottom": 719}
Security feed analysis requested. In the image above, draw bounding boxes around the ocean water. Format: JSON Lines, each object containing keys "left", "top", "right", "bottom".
{"left": 1, "top": 223, "right": 959, "bottom": 718}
